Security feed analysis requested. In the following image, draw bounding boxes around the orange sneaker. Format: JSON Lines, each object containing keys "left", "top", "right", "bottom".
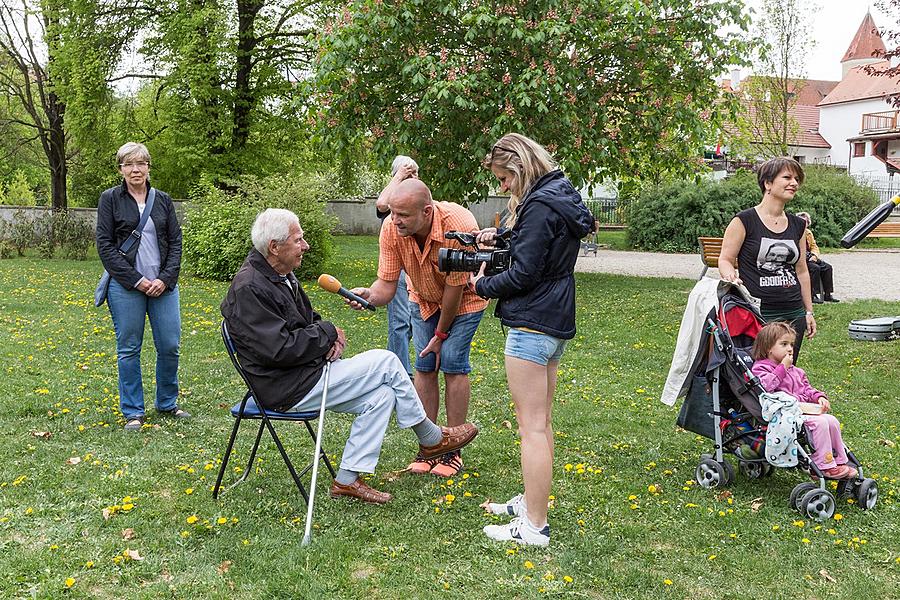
{"left": 407, "top": 454, "right": 438, "bottom": 474}
{"left": 430, "top": 451, "right": 463, "bottom": 478}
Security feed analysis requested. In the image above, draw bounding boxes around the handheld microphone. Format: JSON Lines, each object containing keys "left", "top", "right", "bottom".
{"left": 840, "top": 196, "right": 900, "bottom": 248}
{"left": 317, "top": 274, "right": 376, "bottom": 311}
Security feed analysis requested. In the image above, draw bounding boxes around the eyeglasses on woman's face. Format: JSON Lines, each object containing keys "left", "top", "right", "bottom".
{"left": 119, "top": 161, "right": 150, "bottom": 170}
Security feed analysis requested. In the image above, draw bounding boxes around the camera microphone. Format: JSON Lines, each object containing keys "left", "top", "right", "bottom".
{"left": 317, "top": 274, "right": 376, "bottom": 311}
{"left": 840, "top": 196, "right": 900, "bottom": 249}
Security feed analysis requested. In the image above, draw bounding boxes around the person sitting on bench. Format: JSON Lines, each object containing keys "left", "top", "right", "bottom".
{"left": 797, "top": 212, "right": 838, "bottom": 303}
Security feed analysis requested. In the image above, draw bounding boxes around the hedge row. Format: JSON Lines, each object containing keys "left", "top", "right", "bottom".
{"left": 625, "top": 167, "right": 879, "bottom": 252}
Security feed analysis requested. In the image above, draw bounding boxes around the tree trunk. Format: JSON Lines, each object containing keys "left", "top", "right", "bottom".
{"left": 232, "top": 0, "right": 262, "bottom": 152}
{"left": 47, "top": 89, "right": 68, "bottom": 211}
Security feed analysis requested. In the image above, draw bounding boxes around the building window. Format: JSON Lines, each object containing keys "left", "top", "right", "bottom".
{"left": 793, "top": 155, "right": 805, "bottom": 164}
{"left": 853, "top": 142, "right": 866, "bottom": 157}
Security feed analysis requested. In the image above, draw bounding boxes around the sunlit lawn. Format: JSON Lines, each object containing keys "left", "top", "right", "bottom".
{"left": 0, "top": 235, "right": 898, "bottom": 598}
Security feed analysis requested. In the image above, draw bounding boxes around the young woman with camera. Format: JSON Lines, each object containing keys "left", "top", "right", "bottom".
{"left": 472, "top": 133, "right": 594, "bottom": 546}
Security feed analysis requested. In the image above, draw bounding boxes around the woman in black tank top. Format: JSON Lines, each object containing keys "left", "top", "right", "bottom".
{"left": 718, "top": 157, "right": 817, "bottom": 363}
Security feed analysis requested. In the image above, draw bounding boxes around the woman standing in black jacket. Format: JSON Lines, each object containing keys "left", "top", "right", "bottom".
{"left": 96, "top": 142, "right": 189, "bottom": 431}
{"left": 473, "top": 133, "right": 594, "bottom": 546}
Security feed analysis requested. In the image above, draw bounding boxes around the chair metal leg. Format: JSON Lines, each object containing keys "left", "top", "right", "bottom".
{"left": 213, "top": 415, "right": 244, "bottom": 499}
{"left": 264, "top": 417, "right": 310, "bottom": 503}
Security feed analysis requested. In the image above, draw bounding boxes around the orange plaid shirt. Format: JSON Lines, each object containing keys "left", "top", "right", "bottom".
{"left": 378, "top": 201, "right": 488, "bottom": 321}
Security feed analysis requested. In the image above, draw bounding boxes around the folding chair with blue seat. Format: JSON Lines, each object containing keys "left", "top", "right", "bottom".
{"left": 213, "top": 320, "right": 336, "bottom": 506}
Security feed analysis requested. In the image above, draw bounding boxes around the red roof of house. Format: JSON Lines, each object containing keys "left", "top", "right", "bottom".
{"left": 818, "top": 61, "right": 900, "bottom": 106}
{"left": 725, "top": 102, "right": 830, "bottom": 149}
{"left": 842, "top": 12, "right": 886, "bottom": 63}
{"left": 791, "top": 105, "right": 831, "bottom": 148}
{"left": 722, "top": 77, "right": 839, "bottom": 106}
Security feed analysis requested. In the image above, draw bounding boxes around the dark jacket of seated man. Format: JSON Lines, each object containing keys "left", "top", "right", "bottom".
{"left": 221, "top": 248, "right": 338, "bottom": 411}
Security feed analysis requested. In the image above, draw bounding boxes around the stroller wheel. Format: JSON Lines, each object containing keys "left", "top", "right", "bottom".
{"left": 789, "top": 483, "right": 818, "bottom": 511}
{"left": 695, "top": 458, "right": 730, "bottom": 489}
{"left": 798, "top": 488, "right": 836, "bottom": 521}
{"left": 855, "top": 478, "right": 878, "bottom": 510}
{"left": 739, "top": 461, "right": 772, "bottom": 480}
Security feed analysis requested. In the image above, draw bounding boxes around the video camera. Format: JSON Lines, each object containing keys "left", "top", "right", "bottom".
{"left": 438, "top": 230, "right": 512, "bottom": 276}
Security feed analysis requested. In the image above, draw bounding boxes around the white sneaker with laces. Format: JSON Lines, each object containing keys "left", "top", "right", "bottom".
{"left": 483, "top": 516, "right": 550, "bottom": 547}
{"left": 487, "top": 493, "right": 526, "bottom": 517}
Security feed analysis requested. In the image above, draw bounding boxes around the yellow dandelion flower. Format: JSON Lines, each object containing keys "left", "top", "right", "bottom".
{"left": 772, "top": 525, "right": 781, "bottom": 531}
{"left": 827, "top": 528, "right": 837, "bottom": 535}
{"left": 180, "top": 531, "right": 190, "bottom": 538}
{"left": 506, "top": 549, "right": 516, "bottom": 555}
{"left": 25, "top": 507, "right": 33, "bottom": 515}
{"left": 802, "top": 538, "right": 810, "bottom": 543}
{"left": 833, "top": 513, "right": 843, "bottom": 521}
{"left": 524, "top": 560, "right": 534, "bottom": 569}
{"left": 543, "top": 571, "right": 555, "bottom": 581}
{"left": 85, "top": 561, "right": 94, "bottom": 568}
{"left": 186, "top": 515, "right": 198, "bottom": 524}
{"left": 648, "top": 485, "right": 657, "bottom": 494}
{"left": 708, "top": 554, "right": 716, "bottom": 560}
{"left": 627, "top": 494, "right": 637, "bottom": 501}
{"left": 664, "top": 579, "right": 673, "bottom": 586}
{"left": 243, "top": 539, "right": 250, "bottom": 545}
{"left": 217, "top": 517, "right": 227, "bottom": 525}
{"left": 185, "top": 488, "right": 193, "bottom": 495}
{"left": 563, "top": 575, "right": 573, "bottom": 583}
{"left": 121, "top": 503, "right": 134, "bottom": 511}
{"left": 792, "top": 520, "right": 805, "bottom": 528}
{"left": 64, "top": 577, "right": 75, "bottom": 588}
{"left": 445, "top": 494, "right": 456, "bottom": 502}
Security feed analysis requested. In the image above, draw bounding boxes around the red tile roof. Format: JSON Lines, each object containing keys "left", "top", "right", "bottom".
{"left": 722, "top": 77, "right": 839, "bottom": 106}
{"left": 818, "top": 61, "right": 900, "bottom": 106}
{"left": 842, "top": 12, "right": 886, "bottom": 63}
{"left": 727, "top": 102, "right": 830, "bottom": 149}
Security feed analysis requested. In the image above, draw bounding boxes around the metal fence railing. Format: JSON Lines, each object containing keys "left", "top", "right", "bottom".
{"left": 851, "top": 174, "right": 900, "bottom": 212}
{"left": 583, "top": 197, "right": 630, "bottom": 226}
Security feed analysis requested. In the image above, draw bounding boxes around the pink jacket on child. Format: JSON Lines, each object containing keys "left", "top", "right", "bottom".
{"left": 750, "top": 359, "right": 827, "bottom": 404}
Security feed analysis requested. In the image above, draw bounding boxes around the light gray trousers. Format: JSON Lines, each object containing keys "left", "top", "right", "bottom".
{"left": 288, "top": 349, "right": 427, "bottom": 473}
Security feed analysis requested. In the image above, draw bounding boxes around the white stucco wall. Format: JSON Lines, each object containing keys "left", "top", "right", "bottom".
{"left": 788, "top": 146, "right": 831, "bottom": 164}
{"left": 818, "top": 98, "right": 896, "bottom": 173}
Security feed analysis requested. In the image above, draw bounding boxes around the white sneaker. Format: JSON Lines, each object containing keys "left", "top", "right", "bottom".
{"left": 487, "top": 493, "right": 526, "bottom": 517}
{"left": 483, "top": 516, "right": 550, "bottom": 547}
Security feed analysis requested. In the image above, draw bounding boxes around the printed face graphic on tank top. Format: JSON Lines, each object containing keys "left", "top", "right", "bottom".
{"left": 757, "top": 237, "right": 798, "bottom": 287}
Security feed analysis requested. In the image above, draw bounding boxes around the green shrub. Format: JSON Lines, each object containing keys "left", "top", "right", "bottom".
{"left": 626, "top": 167, "right": 879, "bottom": 252}
{"left": 182, "top": 174, "right": 338, "bottom": 281}
{"left": 52, "top": 211, "right": 94, "bottom": 260}
{"left": 0, "top": 170, "right": 38, "bottom": 206}
{"left": 7, "top": 210, "right": 38, "bottom": 256}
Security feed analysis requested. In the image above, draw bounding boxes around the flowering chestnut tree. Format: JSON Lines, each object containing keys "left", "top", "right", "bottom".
{"left": 315, "top": 0, "right": 751, "bottom": 201}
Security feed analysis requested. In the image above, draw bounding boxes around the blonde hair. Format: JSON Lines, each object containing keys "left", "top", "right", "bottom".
{"left": 751, "top": 321, "right": 797, "bottom": 361}
{"left": 482, "top": 133, "right": 556, "bottom": 228}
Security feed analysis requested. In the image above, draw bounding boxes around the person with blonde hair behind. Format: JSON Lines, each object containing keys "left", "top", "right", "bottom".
{"left": 472, "top": 133, "right": 594, "bottom": 546}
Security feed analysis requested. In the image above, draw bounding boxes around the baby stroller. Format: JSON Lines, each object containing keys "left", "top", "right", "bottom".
{"left": 666, "top": 280, "right": 878, "bottom": 521}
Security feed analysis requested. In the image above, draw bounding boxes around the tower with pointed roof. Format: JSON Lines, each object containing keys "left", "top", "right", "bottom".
{"left": 841, "top": 11, "right": 886, "bottom": 78}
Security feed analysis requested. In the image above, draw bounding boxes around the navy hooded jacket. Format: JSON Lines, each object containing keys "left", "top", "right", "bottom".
{"left": 475, "top": 169, "right": 594, "bottom": 339}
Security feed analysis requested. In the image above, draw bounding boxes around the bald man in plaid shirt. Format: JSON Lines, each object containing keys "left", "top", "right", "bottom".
{"left": 350, "top": 179, "right": 487, "bottom": 477}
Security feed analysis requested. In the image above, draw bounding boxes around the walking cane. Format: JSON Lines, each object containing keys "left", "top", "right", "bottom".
{"left": 302, "top": 361, "right": 332, "bottom": 546}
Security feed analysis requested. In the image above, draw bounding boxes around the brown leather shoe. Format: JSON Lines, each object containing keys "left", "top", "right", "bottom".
{"left": 419, "top": 423, "right": 478, "bottom": 460}
{"left": 329, "top": 478, "right": 392, "bottom": 504}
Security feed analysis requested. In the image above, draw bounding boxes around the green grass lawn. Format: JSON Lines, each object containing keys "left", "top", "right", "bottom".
{"left": 1, "top": 236, "right": 898, "bottom": 599}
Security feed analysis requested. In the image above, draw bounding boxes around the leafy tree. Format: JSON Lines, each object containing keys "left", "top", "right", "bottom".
{"left": 731, "top": 0, "right": 815, "bottom": 159}
{"left": 314, "top": 0, "right": 752, "bottom": 202}
{"left": 0, "top": 0, "right": 140, "bottom": 209}
{"left": 133, "top": 0, "right": 329, "bottom": 193}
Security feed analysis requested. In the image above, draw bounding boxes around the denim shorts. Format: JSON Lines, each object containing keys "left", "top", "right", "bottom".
{"left": 410, "top": 304, "right": 483, "bottom": 373}
{"left": 504, "top": 328, "right": 567, "bottom": 366}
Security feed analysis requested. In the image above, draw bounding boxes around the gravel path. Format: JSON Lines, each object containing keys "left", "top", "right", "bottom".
{"left": 575, "top": 248, "right": 900, "bottom": 301}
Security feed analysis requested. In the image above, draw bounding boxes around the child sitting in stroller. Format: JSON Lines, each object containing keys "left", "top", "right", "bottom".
{"left": 750, "top": 322, "right": 857, "bottom": 480}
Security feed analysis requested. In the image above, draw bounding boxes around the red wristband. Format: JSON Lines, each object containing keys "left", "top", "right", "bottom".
{"left": 434, "top": 329, "right": 449, "bottom": 341}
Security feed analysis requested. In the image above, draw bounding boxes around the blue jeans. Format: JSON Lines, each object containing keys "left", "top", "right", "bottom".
{"left": 410, "top": 304, "right": 483, "bottom": 373}
{"left": 107, "top": 278, "right": 181, "bottom": 419}
{"left": 387, "top": 270, "right": 413, "bottom": 376}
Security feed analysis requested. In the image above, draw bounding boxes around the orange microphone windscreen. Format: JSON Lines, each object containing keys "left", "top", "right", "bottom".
{"left": 317, "top": 273, "right": 342, "bottom": 293}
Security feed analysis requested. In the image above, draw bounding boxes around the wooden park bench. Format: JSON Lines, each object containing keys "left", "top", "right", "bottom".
{"left": 698, "top": 236, "right": 733, "bottom": 279}
{"left": 866, "top": 222, "right": 900, "bottom": 239}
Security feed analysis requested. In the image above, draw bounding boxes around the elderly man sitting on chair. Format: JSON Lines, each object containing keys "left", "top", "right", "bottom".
{"left": 220, "top": 208, "right": 478, "bottom": 504}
